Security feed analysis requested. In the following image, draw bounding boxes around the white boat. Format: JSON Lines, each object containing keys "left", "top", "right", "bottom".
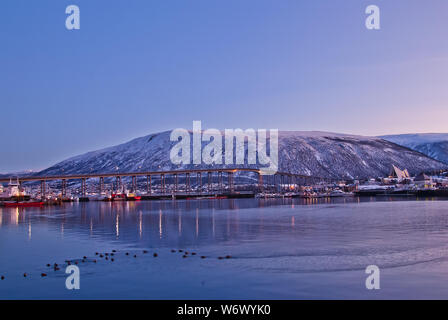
{"left": 328, "top": 190, "right": 353, "bottom": 197}
{"left": 256, "top": 193, "right": 284, "bottom": 198}
{"left": 0, "top": 179, "right": 29, "bottom": 200}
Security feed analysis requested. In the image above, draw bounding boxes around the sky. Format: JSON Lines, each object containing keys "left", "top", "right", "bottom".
{"left": 1, "top": 0, "right": 448, "bottom": 172}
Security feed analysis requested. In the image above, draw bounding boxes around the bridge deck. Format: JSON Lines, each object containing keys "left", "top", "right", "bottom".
{"left": 0, "top": 168, "right": 327, "bottom": 183}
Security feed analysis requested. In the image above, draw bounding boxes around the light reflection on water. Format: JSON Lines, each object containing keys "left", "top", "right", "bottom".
{"left": 1, "top": 197, "right": 447, "bottom": 246}
{"left": 1, "top": 197, "right": 448, "bottom": 299}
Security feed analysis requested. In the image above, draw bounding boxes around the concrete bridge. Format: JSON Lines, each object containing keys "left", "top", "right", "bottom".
{"left": 0, "top": 168, "right": 336, "bottom": 199}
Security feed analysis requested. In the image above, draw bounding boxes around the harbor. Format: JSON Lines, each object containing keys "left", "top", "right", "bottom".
{"left": 1, "top": 166, "right": 448, "bottom": 207}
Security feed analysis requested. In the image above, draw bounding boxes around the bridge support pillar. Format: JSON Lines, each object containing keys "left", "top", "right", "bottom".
{"left": 218, "top": 171, "right": 223, "bottom": 193}
{"left": 62, "top": 179, "right": 67, "bottom": 197}
{"left": 228, "top": 172, "right": 234, "bottom": 193}
{"left": 81, "top": 178, "right": 87, "bottom": 197}
{"left": 207, "top": 172, "right": 212, "bottom": 193}
{"left": 161, "top": 174, "right": 165, "bottom": 194}
{"left": 131, "top": 176, "right": 137, "bottom": 192}
{"left": 99, "top": 177, "right": 104, "bottom": 194}
{"left": 147, "top": 175, "right": 152, "bottom": 194}
{"left": 258, "top": 173, "right": 264, "bottom": 192}
{"left": 186, "top": 173, "right": 190, "bottom": 193}
{"left": 197, "top": 172, "right": 202, "bottom": 194}
{"left": 41, "top": 180, "right": 46, "bottom": 200}
{"left": 174, "top": 174, "right": 178, "bottom": 193}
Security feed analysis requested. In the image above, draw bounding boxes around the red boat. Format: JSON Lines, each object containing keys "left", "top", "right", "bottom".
{"left": 111, "top": 193, "right": 126, "bottom": 201}
{"left": 125, "top": 192, "right": 141, "bottom": 201}
{"left": 3, "top": 201, "right": 44, "bottom": 207}
{"left": 126, "top": 195, "right": 141, "bottom": 201}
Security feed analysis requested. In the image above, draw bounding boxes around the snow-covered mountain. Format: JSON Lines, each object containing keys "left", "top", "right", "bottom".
{"left": 0, "top": 170, "right": 37, "bottom": 179}
{"left": 381, "top": 134, "right": 448, "bottom": 165}
{"left": 36, "top": 131, "right": 447, "bottom": 179}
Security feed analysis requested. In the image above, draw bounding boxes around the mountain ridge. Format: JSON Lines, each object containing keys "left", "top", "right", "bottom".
{"left": 381, "top": 133, "right": 448, "bottom": 165}
{"left": 34, "top": 130, "right": 447, "bottom": 180}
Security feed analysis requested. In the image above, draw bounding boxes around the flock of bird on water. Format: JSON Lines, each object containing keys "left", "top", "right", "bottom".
{"left": 0, "top": 249, "right": 233, "bottom": 281}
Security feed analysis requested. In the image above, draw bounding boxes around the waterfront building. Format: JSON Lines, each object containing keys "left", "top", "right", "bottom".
{"left": 389, "top": 165, "right": 411, "bottom": 182}
{"left": 414, "top": 173, "right": 435, "bottom": 189}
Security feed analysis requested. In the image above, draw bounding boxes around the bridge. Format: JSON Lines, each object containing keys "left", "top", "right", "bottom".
{"left": 0, "top": 168, "right": 337, "bottom": 199}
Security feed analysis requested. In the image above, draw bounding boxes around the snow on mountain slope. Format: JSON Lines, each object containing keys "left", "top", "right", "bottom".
{"left": 381, "top": 134, "right": 448, "bottom": 164}
{"left": 36, "top": 131, "right": 447, "bottom": 179}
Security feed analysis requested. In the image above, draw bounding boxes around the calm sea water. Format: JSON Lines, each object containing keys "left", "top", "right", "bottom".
{"left": 1, "top": 197, "right": 448, "bottom": 299}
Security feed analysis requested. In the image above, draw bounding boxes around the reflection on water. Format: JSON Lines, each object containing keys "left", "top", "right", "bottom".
{"left": 0, "top": 197, "right": 447, "bottom": 248}
{"left": 1, "top": 197, "right": 448, "bottom": 299}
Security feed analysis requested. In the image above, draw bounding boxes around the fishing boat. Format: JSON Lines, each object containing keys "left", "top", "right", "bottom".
{"left": 110, "top": 192, "right": 127, "bottom": 201}
{"left": 328, "top": 190, "right": 354, "bottom": 197}
{"left": 126, "top": 192, "right": 141, "bottom": 201}
{"left": 0, "top": 179, "right": 31, "bottom": 201}
{"left": 3, "top": 201, "right": 44, "bottom": 207}
{"left": 85, "top": 192, "right": 111, "bottom": 201}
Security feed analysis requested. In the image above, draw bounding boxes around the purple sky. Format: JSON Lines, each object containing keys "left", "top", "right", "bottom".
{"left": 1, "top": 0, "right": 448, "bottom": 172}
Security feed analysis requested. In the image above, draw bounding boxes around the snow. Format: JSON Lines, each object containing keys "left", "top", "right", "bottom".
{"left": 35, "top": 130, "right": 448, "bottom": 179}
{"left": 381, "top": 133, "right": 448, "bottom": 164}
{"left": 381, "top": 133, "right": 448, "bottom": 145}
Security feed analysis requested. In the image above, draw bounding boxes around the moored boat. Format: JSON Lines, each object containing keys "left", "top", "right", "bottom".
{"left": 3, "top": 201, "right": 44, "bottom": 207}
{"left": 111, "top": 193, "right": 126, "bottom": 201}
{"left": 328, "top": 190, "right": 354, "bottom": 197}
{"left": 126, "top": 192, "right": 141, "bottom": 201}
{"left": 187, "top": 195, "right": 227, "bottom": 200}
{"left": 0, "top": 179, "right": 30, "bottom": 201}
